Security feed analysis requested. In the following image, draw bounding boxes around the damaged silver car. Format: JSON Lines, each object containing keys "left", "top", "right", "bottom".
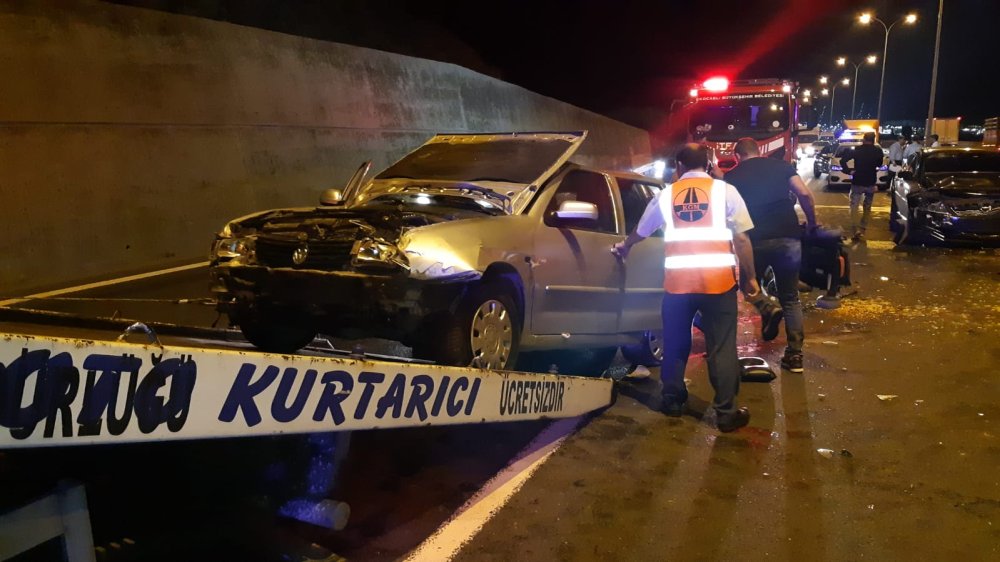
{"left": 210, "top": 132, "right": 667, "bottom": 372}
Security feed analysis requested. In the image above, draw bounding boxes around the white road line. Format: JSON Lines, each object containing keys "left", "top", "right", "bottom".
{"left": 404, "top": 416, "right": 585, "bottom": 562}
{"left": 0, "top": 261, "right": 209, "bottom": 307}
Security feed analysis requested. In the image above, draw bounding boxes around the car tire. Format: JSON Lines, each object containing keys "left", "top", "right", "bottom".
{"left": 621, "top": 330, "right": 664, "bottom": 367}
{"left": 893, "top": 210, "right": 912, "bottom": 245}
{"left": 813, "top": 165, "right": 821, "bottom": 178}
{"left": 418, "top": 282, "right": 521, "bottom": 370}
{"left": 236, "top": 306, "right": 317, "bottom": 354}
{"left": 889, "top": 195, "right": 900, "bottom": 232}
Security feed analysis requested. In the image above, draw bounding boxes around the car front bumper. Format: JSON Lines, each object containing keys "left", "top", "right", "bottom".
{"left": 211, "top": 264, "right": 478, "bottom": 337}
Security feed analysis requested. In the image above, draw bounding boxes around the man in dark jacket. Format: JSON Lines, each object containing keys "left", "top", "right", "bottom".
{"left": 725, "top": 139, "right": 818, "bottom": 373}
{"left": 842, "top": 132, "right": 884, "bottom": 241}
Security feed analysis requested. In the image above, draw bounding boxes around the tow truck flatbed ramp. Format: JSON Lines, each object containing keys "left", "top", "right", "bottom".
{"left": 0, "top": 318, "right": 614, "bottom": 448}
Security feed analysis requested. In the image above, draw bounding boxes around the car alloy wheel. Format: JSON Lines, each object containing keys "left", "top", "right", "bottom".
{"left": 469, "top": 298, "right": 514, "bottom": 369}
{"left": 622, "top": 330, "right": 664, "bottom": 367}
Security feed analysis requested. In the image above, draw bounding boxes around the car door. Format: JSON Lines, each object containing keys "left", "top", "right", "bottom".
{"left": 530, "top": 169, "right": 624, "bottom": 336}
{"left": 615, "top": 177, "right": 664, "bottom": 332}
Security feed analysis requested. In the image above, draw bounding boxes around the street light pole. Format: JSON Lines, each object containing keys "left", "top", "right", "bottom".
{"left": 837, "top": 55, "right": 877, "bottom": 119}
{"left": 876, "top": 22, "right": 890, "bottom": 124}
{"left": 860, "top": 12, "right": 917, "bottom": 126}
{"left": 925, "top": 0, "right": 944, "bottom": 139}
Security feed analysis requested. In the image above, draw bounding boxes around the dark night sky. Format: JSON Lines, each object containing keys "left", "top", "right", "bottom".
{"left": 118, "top": 0, "right": 998, "bottom": 129}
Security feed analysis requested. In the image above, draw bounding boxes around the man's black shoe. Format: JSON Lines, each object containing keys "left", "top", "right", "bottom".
{"left": 781, "top": 352, "right": 804, "bottom": 373}
{"left": 760, "top": 300, "right": 783, "bottom": 342}
{"left": 717, "top": 407, "right": 751, "bottom": 433}
{"left": 661, "top": 400, "right": 684, "bottom": 417}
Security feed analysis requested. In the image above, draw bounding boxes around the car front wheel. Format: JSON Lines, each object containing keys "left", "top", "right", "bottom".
{"left": 893, "top": 209, "right": 912, "bottom": 245}
{"left": 889, "top": 195, "right": 900, "bottom": 232}
{"left": 622, "top": 330, "right": 664, "bottom": 367}
{"left": 235, "top": 306, "right": 317, "bottom": 354}
{"left": 416, "top": 282, "right": 521, "bottom": 370}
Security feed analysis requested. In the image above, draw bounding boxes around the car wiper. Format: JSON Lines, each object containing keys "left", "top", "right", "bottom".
{"left": 454, "top": 183, "right": 510, "bottom": 202}
{"left": 466, "top": 176, "right": 516, "bottom": 183}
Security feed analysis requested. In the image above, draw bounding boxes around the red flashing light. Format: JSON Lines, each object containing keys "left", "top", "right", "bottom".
{"left": 702, "top": 76, "right": 729, "bottom": 92}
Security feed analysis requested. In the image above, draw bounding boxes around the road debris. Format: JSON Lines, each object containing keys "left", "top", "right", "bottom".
{"left": 816, "top": 448, "right": 836, "bottom": 458}
{"left": 877, "top": 394, "right": 899, "bottom": 401}
{"left": 822, "top": 340, "right": 839, "bottom": 345}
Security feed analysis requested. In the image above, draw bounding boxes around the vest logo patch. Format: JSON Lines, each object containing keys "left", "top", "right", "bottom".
{"left": 673, "top": 187, "right": 710, "bottom": 222}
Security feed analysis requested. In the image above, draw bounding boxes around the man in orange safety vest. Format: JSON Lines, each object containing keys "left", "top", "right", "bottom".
{"left": 613, "top": 144, "right": 762, "bottom": 432}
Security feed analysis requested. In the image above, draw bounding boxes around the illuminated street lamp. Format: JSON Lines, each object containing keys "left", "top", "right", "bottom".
{"left": 836, "top": 54, "right": 878, "bottom": 118}
{"left": 827, "top": 78, "right": 850, "bottom": 126}
{"left": 859, "top": 11, "right": 918, "bottom": 123}
{"left": 819, "top": 76, "right": 828, "bottom": 85}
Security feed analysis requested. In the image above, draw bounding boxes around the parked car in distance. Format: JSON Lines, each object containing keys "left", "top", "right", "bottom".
{"left": 825, "top": 144, "right": 889, "bottom": 190}
{"left": 802, "top": 139, "right": 832, "bottom": 160}
{"left": 813, "top": 142, "right": 837, "bottom": 178}
{"left": 890, "top": 147, "right": 1000, "bottom": 246}
{"left": 210, "top": 132, "right": 667, "bottom": 373}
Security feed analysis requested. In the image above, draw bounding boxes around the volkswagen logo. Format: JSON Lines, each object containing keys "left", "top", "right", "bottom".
{"left": 673, "top": 187, "right": 710, "bottom": 222}
{"left": 292, "top": 245, "right": 309, "bottom": 265}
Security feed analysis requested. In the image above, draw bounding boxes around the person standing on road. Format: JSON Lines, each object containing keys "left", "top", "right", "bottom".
{"left": 888, "top": 135, "right": 907, "bottom": 165}
{"left": 613, "top": 144, "right": 759, "bottom": 432}
{"left": 888, "top": 135, "right": 908, "bottom": 183}
{"left": 903, "top": 135, "right": 923, "bottom": 165}
{"left": 842, "top": 132, "right": 883, "bottom": 242}
{"left": 725, "top": 138, "right": 818, "bottom": 373}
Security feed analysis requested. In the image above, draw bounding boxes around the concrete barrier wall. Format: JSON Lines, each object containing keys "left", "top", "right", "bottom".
{"left": 0, "top": 1, "right": 650, "bottom": 295}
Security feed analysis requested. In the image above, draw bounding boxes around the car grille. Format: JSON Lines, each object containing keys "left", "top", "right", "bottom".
{"left": 255, "top": 236, "right": 355, "bottom": 269}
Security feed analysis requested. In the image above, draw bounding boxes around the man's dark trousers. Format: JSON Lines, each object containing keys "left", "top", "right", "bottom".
{"left": 660, "top": 288, "right": 740, "bottom": 416}
{"left": 754, "top": 237, "right": 804, "bottom": 353}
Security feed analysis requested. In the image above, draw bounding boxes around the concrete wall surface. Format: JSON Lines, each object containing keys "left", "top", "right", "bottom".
{"left": 0, "top": 0, "right": 650, "bottom": 295}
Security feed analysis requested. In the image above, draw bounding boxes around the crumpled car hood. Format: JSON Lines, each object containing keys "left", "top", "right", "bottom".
{"left": 223, "top": 206, "right": 488, "bottom": 280}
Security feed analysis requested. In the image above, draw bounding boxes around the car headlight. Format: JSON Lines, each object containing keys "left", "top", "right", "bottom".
{"left": 924, "top": 201, "right": 953, "bottom": 215}
{"left": 212, "top": 236, "right": 255, "bottom": 260}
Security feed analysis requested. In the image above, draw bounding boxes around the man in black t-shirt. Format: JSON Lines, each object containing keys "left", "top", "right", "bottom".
{"left": 725, "top": 138, "right": 818, "bottom": 373}
{"left": 842, "top": 132, "right": 884, "bottom": 241}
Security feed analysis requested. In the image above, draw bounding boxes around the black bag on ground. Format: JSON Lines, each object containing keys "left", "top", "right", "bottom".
{"left": 800, "top": 227, "right": 851, "bottom": 292}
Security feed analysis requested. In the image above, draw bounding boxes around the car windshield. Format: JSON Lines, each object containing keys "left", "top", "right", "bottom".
{"left": 359, "top": 192, "right": 507, "bottom": 216}
{"left": 375, "top": 138, "right": 573, "bottom": 184}
{"left": 689, "top": 94, "right": 790, "bottom": 141}
{"left": 923, "top": 152, "right": 1000, "bottom": 173}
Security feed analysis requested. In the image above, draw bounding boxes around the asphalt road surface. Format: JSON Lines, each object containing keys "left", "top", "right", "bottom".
{"left": 2, "top": 159, "right": 998, "bottom": 561}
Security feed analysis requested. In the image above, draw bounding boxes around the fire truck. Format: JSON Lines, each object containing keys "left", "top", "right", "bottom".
{"left": 686, "top": 77, "right": 800, "bottom": 172}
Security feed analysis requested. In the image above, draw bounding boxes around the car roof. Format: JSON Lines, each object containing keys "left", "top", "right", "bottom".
{"left": 565, "top": 162, "right": 665, "bottom": 185}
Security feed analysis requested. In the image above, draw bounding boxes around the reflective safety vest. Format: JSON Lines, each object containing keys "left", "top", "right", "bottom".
{"left": 661, "top": 177, "right": 738, "bottom": 294}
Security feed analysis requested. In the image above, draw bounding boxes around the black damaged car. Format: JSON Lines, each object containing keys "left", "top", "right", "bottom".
{"left": 890, "top": 147, "right": 1000, "bottom": 246}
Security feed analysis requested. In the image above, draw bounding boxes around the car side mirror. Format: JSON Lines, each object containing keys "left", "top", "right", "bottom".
{"left": 554, "top": 200, "right": 599, "bottom": 221}
{"left": 898, "top": 171, "right": 914, "bottom": 181}
{"left": 320, "top": 188, "right": 345, "bottom": 206}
